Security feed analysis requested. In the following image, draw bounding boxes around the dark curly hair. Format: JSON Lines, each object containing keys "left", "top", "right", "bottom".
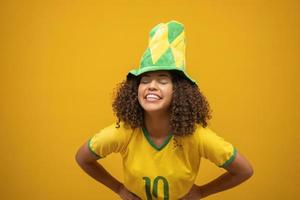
{"left": 112, "top": 71, "right": 212, "bottom": 136}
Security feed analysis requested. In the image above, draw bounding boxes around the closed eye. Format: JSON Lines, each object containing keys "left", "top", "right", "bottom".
{"left": 140, "top": 80, "right": 150, "bottom": 84}
{"left": 159, "top": 79, "right": 169, "bottom": 84}
{"left": 140, "top": 77, "right": 150, "bottom": 84}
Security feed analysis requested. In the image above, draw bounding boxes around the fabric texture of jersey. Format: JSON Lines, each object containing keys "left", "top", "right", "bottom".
{"left": 88, "top": 122, "right": 237, "bottom": 200}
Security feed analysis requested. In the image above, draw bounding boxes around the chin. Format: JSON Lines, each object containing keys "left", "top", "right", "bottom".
{"left": 142, "top": 106, "right": 163, "bottom": 112}
{"left": 141, "top": 104, "right": 170, "bottom": 113}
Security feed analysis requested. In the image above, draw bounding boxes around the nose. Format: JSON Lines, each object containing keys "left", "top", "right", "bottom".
{"left": 148, "top": 80, "right": 158, "bottom": 91}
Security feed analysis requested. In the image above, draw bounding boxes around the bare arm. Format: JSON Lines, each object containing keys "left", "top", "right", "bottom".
{"left": 75, "top": 141, "right": 140, "bottom": 200}
{"left": 200, "top": 151, "right": 254, "bottom": 198}
{"left": 75, "top": 141, "right": 123, "bottom": 193}
{"left": 181, "top": 151, "right": 254, "bottom": 199}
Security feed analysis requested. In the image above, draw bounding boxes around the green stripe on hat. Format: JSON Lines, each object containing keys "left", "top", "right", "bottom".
{"left": 155, "top": 47, "right": 175, "bottom": 66}
{"left": 140, "top": 48, "right": 154, "bottom": 67}
{"left": 168, "top": 21, "right": 184, "bottom": 43}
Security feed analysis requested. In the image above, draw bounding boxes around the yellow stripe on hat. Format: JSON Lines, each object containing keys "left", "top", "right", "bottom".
{"left": 149, "top": 24, "right": 170, "bottom": 64}
{"left": 170, "top": 31, "right": 185, "bottom": 68}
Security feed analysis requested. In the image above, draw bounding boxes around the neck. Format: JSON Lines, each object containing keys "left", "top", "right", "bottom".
{"left": 144, "top": 111, "right": 171, "bottom": 138}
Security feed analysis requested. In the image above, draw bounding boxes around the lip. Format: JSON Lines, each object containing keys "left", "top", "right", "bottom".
{"left": 144, "top": 93, "right": 162, "bottom": 100}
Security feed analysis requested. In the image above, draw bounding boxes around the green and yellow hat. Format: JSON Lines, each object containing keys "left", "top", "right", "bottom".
{"left": 127, "top": 20, "right": 196, "bottom": 84}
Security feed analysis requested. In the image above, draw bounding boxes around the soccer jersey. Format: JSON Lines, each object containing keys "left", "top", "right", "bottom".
{"left": 88, "top": 122, "right": 237, "bottom": 200}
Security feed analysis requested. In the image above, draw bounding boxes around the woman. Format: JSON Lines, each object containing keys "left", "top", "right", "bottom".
{"left": 75, "top": 21, "right": 253, "bottom": 200}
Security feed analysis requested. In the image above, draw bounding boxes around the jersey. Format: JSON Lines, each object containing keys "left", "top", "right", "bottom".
{"left": 88, "top": 122, "right": 237, "bottom": 200}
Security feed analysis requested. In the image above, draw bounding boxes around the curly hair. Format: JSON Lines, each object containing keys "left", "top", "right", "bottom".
{"left": 112, "top": 71, "right": 212, "bottom": 136}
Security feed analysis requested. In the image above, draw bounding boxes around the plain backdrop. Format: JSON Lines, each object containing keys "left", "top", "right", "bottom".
{"left": 0, "top": 0, "right": 299, "bottom": 199}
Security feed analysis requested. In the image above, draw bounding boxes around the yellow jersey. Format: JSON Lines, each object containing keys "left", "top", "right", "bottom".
{"left": 88, "top": 122, "right": 237, "bottom": 200}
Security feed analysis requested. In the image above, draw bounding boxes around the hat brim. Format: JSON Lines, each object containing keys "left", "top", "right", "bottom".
{"left": 127, "top": 66, "right": 197, "bottom": 84}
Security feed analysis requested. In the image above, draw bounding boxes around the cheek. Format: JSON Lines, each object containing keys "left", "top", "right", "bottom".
{"left": 163, "top": 86, "right": 173, "bottom": 102}
{"left": 137, "top": 85, "right": 144, "bottom": 101}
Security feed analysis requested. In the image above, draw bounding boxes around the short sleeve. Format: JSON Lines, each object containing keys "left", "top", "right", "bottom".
{"left": 88, "top": 122, "right": 131, "bottom": 159}
{"left": 198, "top": 127, "right": 237, "bottom": 168}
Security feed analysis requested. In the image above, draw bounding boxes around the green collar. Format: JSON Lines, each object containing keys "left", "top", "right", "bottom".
{"left": 142, "top": 127, "right": 173, "bottom": 151}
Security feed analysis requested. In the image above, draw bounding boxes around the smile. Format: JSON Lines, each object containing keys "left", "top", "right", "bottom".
{"left": 145, "top": 93, "right": 162, "bottom": 101}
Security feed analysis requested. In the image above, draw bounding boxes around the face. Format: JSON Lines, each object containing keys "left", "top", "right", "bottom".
{"left": 138, "top": 70, "right": 173, "bottom": 114}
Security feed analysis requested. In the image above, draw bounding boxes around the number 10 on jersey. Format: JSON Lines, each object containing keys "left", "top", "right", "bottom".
{"left": 143, "top": 176, "right": 169, "bottom": 200}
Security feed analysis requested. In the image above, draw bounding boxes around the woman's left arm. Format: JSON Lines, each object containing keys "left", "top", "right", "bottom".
{"left": 180, "top": 152, "right": 254, "bottom": 200}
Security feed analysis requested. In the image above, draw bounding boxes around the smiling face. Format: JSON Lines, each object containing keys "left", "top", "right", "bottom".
{"left": 138, "top": 70, "right": 173, "bottom": 114}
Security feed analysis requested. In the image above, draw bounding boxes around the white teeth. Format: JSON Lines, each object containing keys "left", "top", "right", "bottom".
{"left": 146, "top": 94, "right": 160, "bottom": 100}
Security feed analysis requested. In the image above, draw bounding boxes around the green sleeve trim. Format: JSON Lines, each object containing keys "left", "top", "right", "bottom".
{"left": 219, "top": 146, "right": 237, "bottom": 168}
{"left": 88, "top": 138, "right": 102, "bottom": 159}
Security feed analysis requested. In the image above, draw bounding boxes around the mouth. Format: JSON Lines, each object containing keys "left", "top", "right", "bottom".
{"left": 144, "top": 93, "right": 162, "bottom": 101}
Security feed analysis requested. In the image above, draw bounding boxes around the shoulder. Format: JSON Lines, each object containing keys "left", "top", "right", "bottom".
{"left": 193, "top": 124, "right": 222, "bottom": 146}
{"left": 194, "top": 124, "right": 222, "bottom": 138}
{"left": 89, "top": 121, "right": 136, "bottom": 157}
{"left": 100, "top": 121, "right": 133, "bottom": 134}
{"left": 91, "top": 121, "right": 135, "bottom": 144}
{"left": 193, "top": 124, "right": 213, "bottom": 138}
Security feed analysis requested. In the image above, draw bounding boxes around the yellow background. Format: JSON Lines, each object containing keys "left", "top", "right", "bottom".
{"left": 1, "top": 0, "right": 299, "bottom": 199}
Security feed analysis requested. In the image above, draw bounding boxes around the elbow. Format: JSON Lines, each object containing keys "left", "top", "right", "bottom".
{"left": 247, "top": 166, "right": 254, "bottom": 178}
{"left": 75, "top": 149, "right": 87, "bottom": 166}
{"left": 229, "top": 167, "right": 253, "bottom": 183}
{"left": 241, "top": 165, "right": 254, "bottom": 180}
{"left": 75, "top": 151, "right": 82, "bottom": 165}
{"left": 229, "top": 163, "right": 254, "bottom": 181}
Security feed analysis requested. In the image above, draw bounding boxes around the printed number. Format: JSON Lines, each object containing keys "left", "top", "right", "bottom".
{"left": 142, "top": 176, "right": 169, "bottom": 200}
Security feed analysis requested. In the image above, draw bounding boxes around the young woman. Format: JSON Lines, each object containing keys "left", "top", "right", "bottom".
{"left": 75, "top": 21, "right": 253, "bottom": 200}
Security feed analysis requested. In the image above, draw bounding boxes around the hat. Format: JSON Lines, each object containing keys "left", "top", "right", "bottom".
{"left": 127, "top": 20, "right": 196, "bottom": 84}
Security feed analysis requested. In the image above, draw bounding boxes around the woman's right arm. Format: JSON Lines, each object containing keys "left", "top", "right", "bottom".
{"left": 75, "top": 141, "right": 140, "bottom": 200}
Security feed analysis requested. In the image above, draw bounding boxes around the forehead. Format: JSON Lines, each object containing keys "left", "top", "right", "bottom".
{"left": 141, "top": 70, "right": 172, "bottom": 77}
